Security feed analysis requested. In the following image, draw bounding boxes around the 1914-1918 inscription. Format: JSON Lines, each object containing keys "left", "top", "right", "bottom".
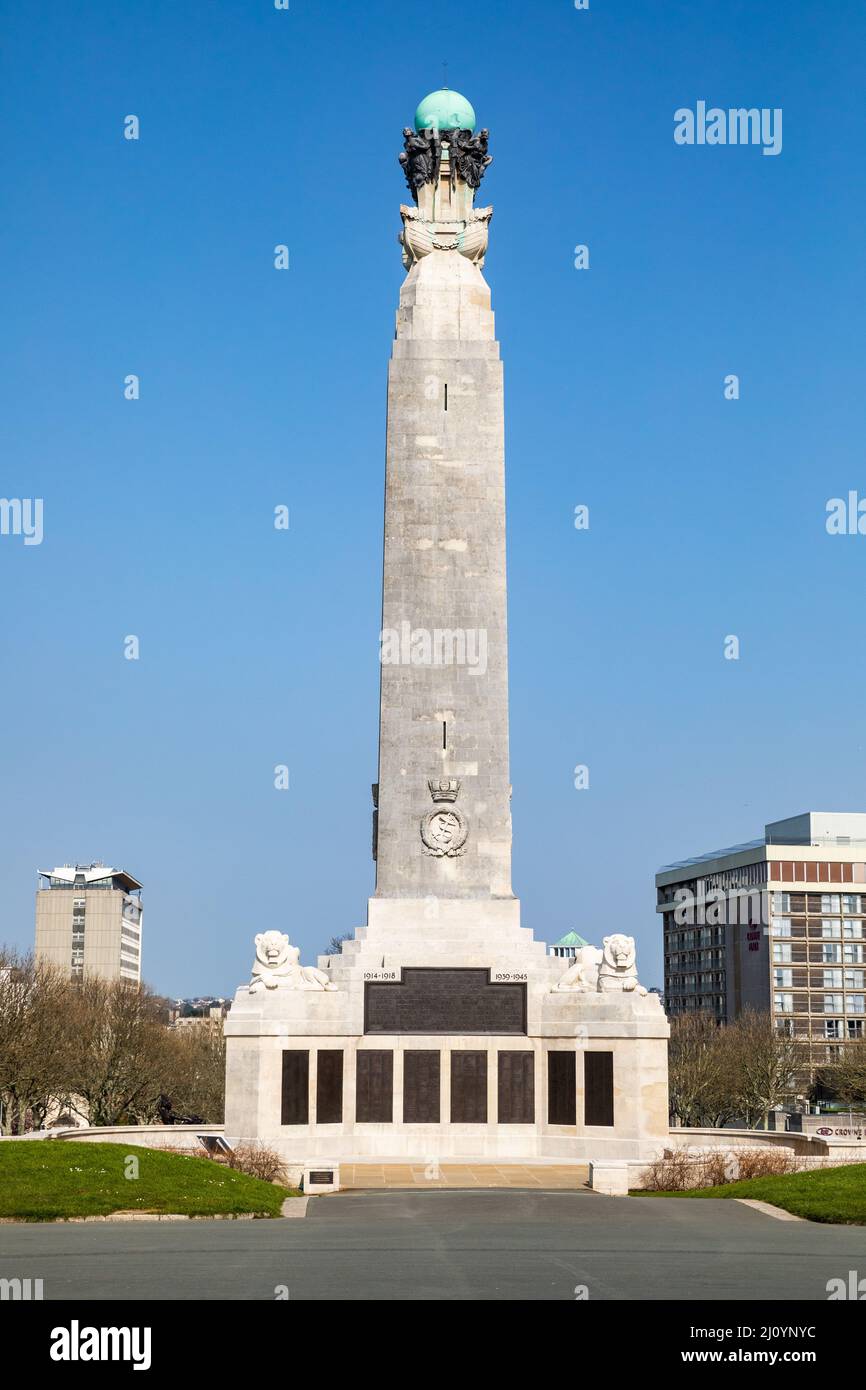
{"left": 364, "top": 967, "right": 527, "bottom": 1035}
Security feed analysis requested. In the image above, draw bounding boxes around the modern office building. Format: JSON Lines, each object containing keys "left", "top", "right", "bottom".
{"left": 35, "top": 862, "right": 143, "bottom": 983}
{"left": 657, "top": 813, "right": 866, "bottom": 1055}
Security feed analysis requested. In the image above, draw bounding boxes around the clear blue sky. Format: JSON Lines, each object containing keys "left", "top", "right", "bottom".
{"left": 2, "top": 0, "right": 865, "bottom": 997}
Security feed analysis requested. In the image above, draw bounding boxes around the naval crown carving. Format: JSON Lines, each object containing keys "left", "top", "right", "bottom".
{"left": 421, "top": 776, "right": 468, "bottom": 857}
{"left": 428, "top": 777, "right": 460, "bottom": 802}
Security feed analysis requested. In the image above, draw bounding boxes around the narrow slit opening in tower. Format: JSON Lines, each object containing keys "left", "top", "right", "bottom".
{"left": 444, "top": 382, "right": 448, "bottom": 411}
{"left": 442, "top": 721, "right": 447, "bottom": 750}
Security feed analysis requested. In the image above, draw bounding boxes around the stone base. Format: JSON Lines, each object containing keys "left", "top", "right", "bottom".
{"left": 588, "top": 1161, "right": 631, "bottom": 1195}
{"left": 301, "top": 1163, "right": 340, "bottom": 1194}
{"left": 224, "top": 898, "right": 670, "bottom": 1165}
{"left": 226, "top": 1129, "right": 666, "bottom": 1166}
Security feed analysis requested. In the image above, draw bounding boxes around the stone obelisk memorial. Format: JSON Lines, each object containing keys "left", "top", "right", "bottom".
{"left": 224, "top": 90, "right": 669, "bottom": 1168}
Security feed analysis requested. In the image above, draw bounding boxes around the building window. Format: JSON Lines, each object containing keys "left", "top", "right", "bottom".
{"left": 823, "top": 970, "right": 843, "bottom": 988}
{"left": 772, "top": 892, "right": 791, "bottom": 912}
{"left": 843, "top": 895, "right": 862, "bottom": 914}
{"left": 821, "top": 894, "right": 841, "bottom": 914}
{"left": 824, "top": 1020, "right": 842, "bottom": 1039}
{"left": 772, "top": 943, "right": 792, "bottom": 963}
{"left": 772, "top": 917, "right": 792, "bottom": 936}
{"left": 824, "top": 994, "right": 845, "bottom": 1013}
{"left": 843, "top": 920, "right": 864, "bottom": 940}
{"left": 844, "top": 970, "right": 865, "bottom": 990}
{"left": 844, "top": 943, "right": 865, "bottom": 964}
{"left": 774, "top": 992, "right": 793, "bottom": 1014}
{"left": 821, "top": 919, "right": 842, "bottom": 938}
{"left": 847, "top": 995, "right": 866, "bottom": 1015}
{"left": 822, "top": 943, "right": 843, "bottom": 963}
{"left": 774, "top": 969, "right": 793, "bottom": 988}
{"left": 848, "top": 1020, "right": 864, "bottom": 1039}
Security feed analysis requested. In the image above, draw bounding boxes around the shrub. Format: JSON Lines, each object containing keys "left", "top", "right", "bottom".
{"left": 734, "top": 1147, "right": 796, "bottom": 1180}
{"left": 644, "top": 1145, "right": 756, "bottom": 1189}
{"left": 225, "top": 1141, "right": 288, "bottom": 1185}
{"left": 641, "top": 1150, "right": 695, "bottom": 1191}
{"left": 699, "top": 1151, "right": 731, "bottom": 1187}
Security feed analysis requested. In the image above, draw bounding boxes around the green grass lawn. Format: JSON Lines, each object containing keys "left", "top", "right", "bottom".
{"left": 639, "top": 1163, "right": 866, "bottom": 1225}
{"left": 0, "top": 1141, "right": 298, "bottom": 1221}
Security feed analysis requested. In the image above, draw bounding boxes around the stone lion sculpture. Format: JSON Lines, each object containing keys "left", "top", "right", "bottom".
{"left": 555, "top": 944, "right": 603, "bottom": 992}
{"left": 249, "top": 930, "right": 336, "bottom": 994}
{"left": 597, "top": 934, "right": 647, "bottom": 995}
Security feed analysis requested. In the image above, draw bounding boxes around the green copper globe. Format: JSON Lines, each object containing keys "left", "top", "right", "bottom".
{"left": 414, "top": 88, "right": 476, "bottom": 133}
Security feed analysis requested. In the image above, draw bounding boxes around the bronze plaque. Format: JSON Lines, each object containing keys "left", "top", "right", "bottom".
{"left": 584, "top": 1050, "right": 614, "bottom": 1127}
{"left": 356, "top": 1049, "right": 393, "bottom": 1122}
{"left": 281, "top": 1050, "right": 309, "bottom": 1126}
{"left": 450, "top": 1051, "right": 487, "bottom": 1122}
{"left": 497, "top": 1050, "right": 534, "bottom": 1124}
{"left": 547, "top": 1050, "right": 576, "bottom": 1126}
{"left": 364, "top": 967, "right": 526, "bottom": 1035}
{"left": 403, "top": 1049, "right": 441, "bottom": 1123}
{"left": 316, "top": 1049, "right": 343, "bottom": 1124}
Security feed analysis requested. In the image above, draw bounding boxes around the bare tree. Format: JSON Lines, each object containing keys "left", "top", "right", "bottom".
{"left": 818, "top": 1040, "right": 866, "bottom": 1108}
{"left": 0, "top": 950, "right": 75, "bottom": 1133}
{"left": 728, "top": 1009, "right": 805, "bottom": 1127}
{"left": 63, "top": 976, "right": 168, "bottom": 1126}
{"left": 668, "top": 1012, "right": 740, "bottom": 1128}
{"left": 0, "top": 948, "right": 227, "bottom": 1130}
{"left": 160, "top": 1020, "right": 226, "bottom": 1122}
{"left": 669, "top": 1010, "right": 807, "bottom": 1129}
{"left": 323, "top": 933, "right": 353, "bottom": 956}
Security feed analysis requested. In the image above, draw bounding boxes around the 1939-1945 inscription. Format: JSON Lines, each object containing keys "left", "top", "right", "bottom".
{"left": 364, "top": 967, "right": 527, "bottom": 1034}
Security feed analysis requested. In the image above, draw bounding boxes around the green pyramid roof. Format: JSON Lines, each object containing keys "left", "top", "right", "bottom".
{"left": 555, "top": 931, "right": 589, "bottom": 948}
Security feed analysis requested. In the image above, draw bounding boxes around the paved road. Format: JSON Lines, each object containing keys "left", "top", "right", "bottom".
{"left": 1, "top": 1190, "right": 864, "bottom": 1300}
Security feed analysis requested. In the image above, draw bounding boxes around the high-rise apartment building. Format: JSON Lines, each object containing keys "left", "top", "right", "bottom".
{"left": 657, "top": 813, "right": 866, "bottom": 1057}
{"left": 35, "top": 862, "right": 143, "bottom": 983}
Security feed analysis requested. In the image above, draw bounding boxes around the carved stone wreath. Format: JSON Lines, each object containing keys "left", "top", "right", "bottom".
{"left": 420, "top": 806, "right": 468, "bottom": 858}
